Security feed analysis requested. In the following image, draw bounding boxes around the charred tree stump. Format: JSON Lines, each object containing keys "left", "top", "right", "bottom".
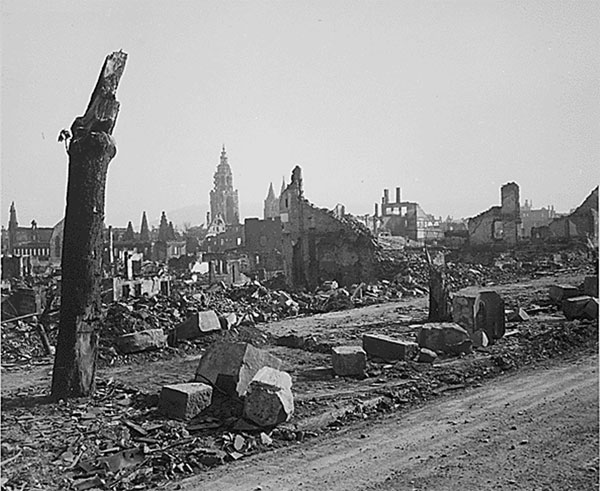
{"left": 51, "top": 51, "right": 127, "bottom": 399}
{"left": 426, "top": 248, "right": 451, "bottom": 322}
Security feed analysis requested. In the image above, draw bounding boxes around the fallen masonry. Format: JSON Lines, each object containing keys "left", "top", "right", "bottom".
{"left": 562, "top": 296, "right": 598, "bottom": 321}
{"left": 116, "top": 329, "right": 167, "bottom": 354}
{"left": 331, "top": 346, "right": 367, "bottom": 377}
{"left": 417, "top": 323, "right": 473, "bottom": 355}
{"left": 243, "top": 366, "right": 294, "bottom": 427}
{"left": 158, "top": 382, "right": 213, "bottom": 420}
{"left": 548, "top": 284, "right": 580, "bottom": 305}
{"left": 452, "top": 289, "right": 505, "bottom": 346}
{"left": 175, "top": 310, "right": 221, "bottom": 340}
{"left": 195, "top": 342, "right": 284, "bottom": 397}
{"left": 362, "top": 334, "right": 419, "bottom": 362}
{"left": 583, "top": 276, "right": 599, "bottom": 297}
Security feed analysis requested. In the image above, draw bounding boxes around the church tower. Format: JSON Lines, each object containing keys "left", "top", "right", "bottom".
{"left": 8, "top": 202, "right": 18, "bottom": 254}
{"left": 209, "top": 145, "right": 240, "bottom": 226}
{"left": 263, "top": 182, "right": 279, "bottom": 220}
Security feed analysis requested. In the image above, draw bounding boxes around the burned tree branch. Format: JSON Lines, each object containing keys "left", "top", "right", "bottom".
{"left": 51, "top": 51, "right": 127, "bottom": 399}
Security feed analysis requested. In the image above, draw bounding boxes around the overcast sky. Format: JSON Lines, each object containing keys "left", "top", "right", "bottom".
{"left": 1, "top": 0, "right": 599, "bottom": 229}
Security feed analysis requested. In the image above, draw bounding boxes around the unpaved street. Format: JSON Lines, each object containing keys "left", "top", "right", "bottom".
{"left": 176, "top": 355, "right": 599, "bottom": 491}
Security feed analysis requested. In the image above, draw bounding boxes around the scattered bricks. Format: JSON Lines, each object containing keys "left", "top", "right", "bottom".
{"left": 416, "top": 348, "right": 437, "bottom": 363}
{"left": 549, "top": 285, "right": 580, "bottom": 305}
{"left": 218, "top": 312, "right": 238, "bottom": 330}
{"left": 116, "top": 329, "right": 167, "bottom": 354}
{"left": 474, "top": 290, "right": 505, "bottom": 342}
{"left": 452, "top": 292, "right": 478, "bottom": 332}
{"left": 175, "top": 310, "right": 221, "bottom": 340}
{"left": 583, "top": 276, "right": 599, "bottom": 298}
{"left": 195, "top": 342, "right": 283, "bottom": 398}
{"left": 562, "top": 296, "right": 595, "bottom": 321}
{"left": 362, "top": 334, "right": 419, "bottom": 362}
{"left": 243, "top": 367, "right": 294, "bottom": 427}
{"left": 471, "top": 330, "right": 489, "bottom": 348}
{"left": 331, "top": 346, "right": 366, "bottom": 377}
{"left": 584, "top": 298, "right": 598, "bottom": 320}
{"left": 506, "top": 308, "right": 530, "bottom": 322}
{"left": 158, "top": 383, "right": 213, "bottom": 420}
{"left": 417, "top": 323, "right": 472, "bottom": 355}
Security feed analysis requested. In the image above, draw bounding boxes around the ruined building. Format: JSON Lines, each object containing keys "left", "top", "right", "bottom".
{"left": 263, "top": 182, "right": 280, "bottom": 220}
{"left": 532, "top": 186, "right": 598, "bottom": 245}
{"left": 468, "top": 182, "right": 521, "bottom": 246}
{"left": 280, "top": 166, "right": 379, "bottom": 290}
{"left": 208, "top": 145, "right": 239, "bottom": 228}
{"left": 374, "top": 188, "right": 442, "bottom": 243}
{"left": 520, "top": 200, "right": 556, "bottom": 238}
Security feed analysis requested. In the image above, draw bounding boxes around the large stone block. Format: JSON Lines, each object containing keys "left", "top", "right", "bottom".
{"left": 562, "top": 296, "right": 595, "bottom": 321}
{"left": 331, "top": 346, "right": 366, "bottom": 377}
{"left": 243, "top": 367, "right": 294, "bottom": 427}
{"left": 584, "top": 298, "right": 598, "bottom": 320}
{"left": 452, "top": 292, "right": 478, "bottom": 332}
{"left": 583, "top": 276, "right": 598, "bottom": 298}
{"left": 117, "top": 329, "right": 167, "bottom": 354}
{"left": 549, "top": 285, "right": 580, "bottom": 305}
{"left": 362, "top": 334, "right": 419, "bottom": 362}
{"left": 417, "top": 323, "right": 472, "bottom": 355}
{"left": 195, "top": 342, "right": 283, "bottom": 397}
{"left": 474, "top": 290, "right": 505, "bottom": 342}
{"left": 175, "top": 310, "right": 221, "bottom": 340}
{"left": 416, "top": 348, "right": 438, "bottom": 363}
{"left": 158, "top": 383, "right": 213, "bottom": 420}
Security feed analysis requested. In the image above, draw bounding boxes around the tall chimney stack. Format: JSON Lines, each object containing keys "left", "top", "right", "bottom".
{"left": 395, "top": 187, "right": 401, "bottom": 204}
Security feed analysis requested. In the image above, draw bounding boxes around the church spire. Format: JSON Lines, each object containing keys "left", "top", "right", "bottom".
{"left": 8, "top": 202, "right": 18, "bottom": 229}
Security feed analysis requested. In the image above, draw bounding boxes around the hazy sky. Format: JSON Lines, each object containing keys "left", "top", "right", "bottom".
{"left": 1, "top": 0, "right": 599, "bottom": 229}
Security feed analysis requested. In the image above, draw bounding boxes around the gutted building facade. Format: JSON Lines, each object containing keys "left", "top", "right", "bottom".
{"left": 280, "top": 166, "right": 379, "bottom": 290}
{"left": 468, "top": 182, "right": 521, "bottom": 247}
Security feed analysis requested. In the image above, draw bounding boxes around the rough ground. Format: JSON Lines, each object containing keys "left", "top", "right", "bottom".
{"left": 1, "top": 270, "right": 598, "bottom": 490}
{"left": 176, "top": 355, "right": 599, "bottom": 491}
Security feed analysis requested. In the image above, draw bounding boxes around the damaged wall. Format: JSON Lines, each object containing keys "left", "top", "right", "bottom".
{"left": 468, "top": 182, "right": 521, "bottom": 247}
{"left": 279, "top": 166, "right": 379, "bottom": 290}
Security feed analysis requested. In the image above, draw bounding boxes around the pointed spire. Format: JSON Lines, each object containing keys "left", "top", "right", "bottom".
{"left": 266, "top": 182, "right": 276, "bottom": 199}
{"left": 124, "top": 221, "right": 135, "bottom": 242}
{"left": 280, "top": 177, "right": 286, "bottom": 196}
{"left": 158, "top": 211, "right": 169, "bottom": 242}
{"left": 8, "top": 202, "right": 18, "bottom": 228}
{"left": 140, "top": 211, "right": 150, "bottom": 242}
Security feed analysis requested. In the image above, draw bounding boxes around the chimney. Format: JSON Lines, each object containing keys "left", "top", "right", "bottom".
{"left": 383, "top": 189, "right": 389, "bottom": 204}
{"left": 395, "top": 187, "right": 401, "bottom": 204}
{"left": 374, "top": 203, "right": 379, "bottom": 217}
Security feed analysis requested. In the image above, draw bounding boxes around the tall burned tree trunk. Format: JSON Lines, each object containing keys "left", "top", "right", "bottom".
{"left": 51, "top": 51, "right": 127, "bottom": 399}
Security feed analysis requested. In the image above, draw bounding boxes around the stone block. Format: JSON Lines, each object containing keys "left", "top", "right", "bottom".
{"left": 417, "top": 323, "right": 472, "bottom": 355}
{"left": 474, "top": 290, "right": 505, "bottom": 342}
{"left": 362, "top": 334, "right": 419, "bottom": 362}
{"left": 416, "top": 348, "right": 437, "bottom": 363}
{"left": 471, "top": 330, "right": 489, "bottom": 348}
{"left": 506, "top": 308, "right": 530, "bottom": 322}
{"left": 562, "top": 296, "right": 595, "bottom": 320}
{"left": 218, "top": 312, "right": 238, "bottom": 330}
{"left": 584, "top": 298, "right": 598, "bottom": 320}
{"left": 243, "top": 367, "right": 294, "bottom": 427}
{"left": 175, "top": 310, "right": 221, "bottom": 340}
{"left": 583, "top": 276, "right": 598, "bottom": 298}
{"left": 117, "top": 329, "right": 167, "bottom": 354}
{"left": 549, "top": 285, "right": 580, "bottom": 305}
{"left": 331, "top": 346, "right": 366, "bottom": 377}
{"left": 195, "top": 342, "right": 283, "bottom": 397}
{"left": 452, "top": 292, "right": 478, "bottom": 332}
{"left": 158, "top": 383, "right": 213, "bottom": 420}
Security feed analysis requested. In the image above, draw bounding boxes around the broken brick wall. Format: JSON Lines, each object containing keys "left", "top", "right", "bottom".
{"left": 280, "top": 166, "right": 379, "bottom": 290}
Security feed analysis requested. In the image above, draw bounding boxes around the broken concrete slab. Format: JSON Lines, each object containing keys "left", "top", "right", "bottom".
{"left": 362, "top": 334, "right": 419, "bottom": 362}
{"left": 175, "top": 310, "right": 221, "bottom": 340}
{"left": 243, "top": 367, "right": 294, "bottom": 427}
{"left": 583, "top": 276, "right": 598, "bottom": 298}
{"left": 549, "top": 285, "right": 580, "bottom": 305}
{"left": 416, "top": 347, "right": 437, "bottom": 363}
{"left": 195, "top": 342, "right": 284, "bottom": 397}
{"left": 158, "top": 383, "right": 213, "bottom": 420}
{"left": 562, "top": 296, "right": 595, "bottom": 321}
{"left": 331, "top": 346, "right": 366, "bottom": 377}
{"left": 417, "top": 323, "right": 472, "bottom": 355}
{"left": 116, "top": 329, "right": 167, "bottom": 354}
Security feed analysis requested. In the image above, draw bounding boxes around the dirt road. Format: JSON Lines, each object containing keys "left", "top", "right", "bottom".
{"left": 174, "top": 355, "right": 599, "bottom": 491}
